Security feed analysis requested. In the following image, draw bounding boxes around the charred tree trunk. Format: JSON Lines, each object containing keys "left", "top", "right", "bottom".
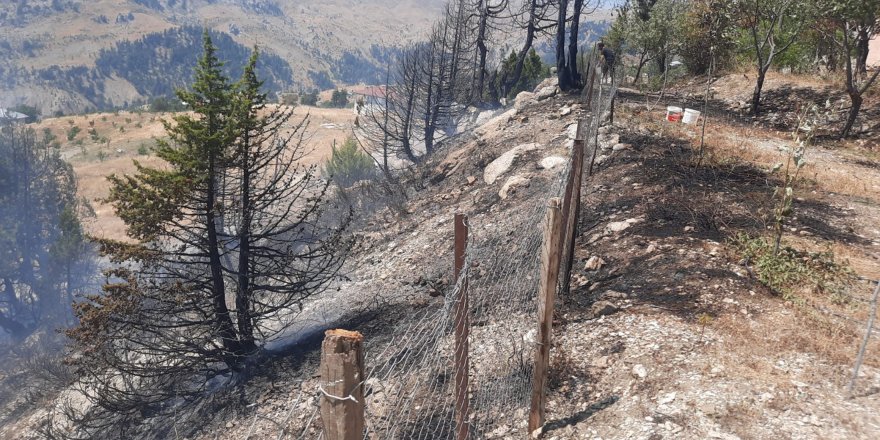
{"left": 504, "top": 0, "right": 539, "bottom": 97}
{"left": 567, "top": 0, "right": 585, "bottom": 88}
{"left": 206, "top": 154, "right": 241, "bottom": 363}
{"left": 555, "top": 0, "right": 572, "bottom": 91}
{"left": 236, "top": 134, "right": 256, "bottom": 354}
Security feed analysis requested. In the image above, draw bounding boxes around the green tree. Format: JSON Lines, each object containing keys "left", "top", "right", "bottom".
{"left": 68, "top": 37, "right": 349, "bottom": 428}
{"left": 497, "top": 48, "right": 548, "bottom": 99}
{"left": 330, "top": 88, "right": 350, "bottom": 108}
{"left": 736, "top": 0, "right": 811, "bottom": 114}
{"left": 819, "top": 0, "right": 880, "bottom": 137}
{"left": 0, "top": 125, "right": 88, "bottom": 338}
{"left": 324, "top": 137, "right": 377, "bottom": 188}
{"left": 300, "top": 90, "right": 319, "bottom": 106}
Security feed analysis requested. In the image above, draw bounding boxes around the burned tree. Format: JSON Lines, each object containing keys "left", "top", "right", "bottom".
{"left": 67, "top": 35, "right": 349, "bottom": 429}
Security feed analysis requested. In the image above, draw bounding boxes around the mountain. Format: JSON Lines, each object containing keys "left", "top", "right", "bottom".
{"left": 0, "top": 0, "right": 448, "bottom": 114}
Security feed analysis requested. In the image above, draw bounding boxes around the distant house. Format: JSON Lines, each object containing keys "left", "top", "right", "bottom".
{"left": 0, "top": 108, "right": 28, "bottom": 124}
{"left": 350, "top": 85, "right": 387, "bottom": 108}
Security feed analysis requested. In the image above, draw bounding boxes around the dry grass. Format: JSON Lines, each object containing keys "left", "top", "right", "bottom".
{"left": 30, "top": 105, "right": 356, "bottom": 241}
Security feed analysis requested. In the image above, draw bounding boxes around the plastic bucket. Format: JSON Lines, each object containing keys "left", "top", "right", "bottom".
{"left": 683, "top": 108, "right": 701, "bottom": 124}
{"left": 666, "top": 106, "right": 683, "bottom": 122}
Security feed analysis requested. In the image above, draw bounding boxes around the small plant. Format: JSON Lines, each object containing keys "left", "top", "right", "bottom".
{"left": 323, "top": 137, "right": 377, "bottom": 188}
{"left": 66, "top": 125, "right": 81, "bottom": 141}
{"left": 88, "top": 120, "right": 95, "bottom": 128}
{"left": 119, "top": 126, "right": 125, "bottom": 133}
{"left": 67, "top": 119, "right": 75, "bottom": 125}
{"left": 135, "top": 122, "right": 143, "bottom": 128}
{"left": 101, "top": 116, "right": 107, "bottom": 122}
{"left": 697, "top": 313, "right": 714, "bottom": 345}
{"left": 42, "top": 128, "right": 57, "bottom": 144}
{"left": 731, "top": 233, "right": 853, "bottom": 304}
{"left": 768, "top": 105, "right": 816, "bottom": 255}
{"left": 96, "top": 150, "right": 107, "bottom": 162}
{"left": 125, "top": 117, "right": 132, "bottom": 124}
{"left": 88, "top": 128, "right": 99, "bottom": 141}
{"left": 137, "top": 144, "right": 149, "bottom": 155}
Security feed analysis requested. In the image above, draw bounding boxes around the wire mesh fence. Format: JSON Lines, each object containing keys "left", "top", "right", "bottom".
{"left": 265, "top": 50, "right": 626, "bottom": 440}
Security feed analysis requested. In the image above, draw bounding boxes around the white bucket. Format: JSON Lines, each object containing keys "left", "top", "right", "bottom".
{"left": 666, "top": 106, "right": 683, "bottom": 122}
{"left": 683, "top": 108, "right": 701, "bottom": 124}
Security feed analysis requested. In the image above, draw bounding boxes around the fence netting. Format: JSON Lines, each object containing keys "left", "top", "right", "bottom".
{"left": 283, "top": 52, "right": 623, "bottom": 440}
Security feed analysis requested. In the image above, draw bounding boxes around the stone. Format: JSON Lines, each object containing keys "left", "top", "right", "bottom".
{"left": 466, "top": 176, "right": 477, "bottom": 185}
{"left": 566, "top": 123, "right": 579, "bottom": 140}
{"left": 499, "top": 175, "right": 531, "bottom": 199}
{"left": 535, "top": 77, "right": 559, "bottom": 90}
{"left": 591, "top": 301, "right": 619, "bottom": 317}
{"left": 607, "top": 221, "right": 632, "bottom": 233}
{"left": 536, "top": 86, "right": 557, "bottom": 100}
{"left": 483, "top": 143, "right": 542, "bottom": 184}
{"left": 612, "top": 143, "right": 631, "bottom": 152}
{"left": 658, "top": 392, "right": 676, "bottom": 405}
{"left": 539, "top": 156, "right": 567, "bottom": 170}
{"left": 584, "top": 256, "right": 606, "bottom": 271}
{"left": 632, "top": 364, "right": 648, "bottom": 379}
{"left": 592, "top": 356, "right": 610, "bottom": 369}
{"left": 560, "top": 106, "right": 572, "bottom": 116}
{"left": 514, "top": 91, "right": 536, "bottom": 110}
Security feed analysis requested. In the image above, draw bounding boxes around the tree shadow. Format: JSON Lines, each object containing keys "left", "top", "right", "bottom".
{"left": 542, "top": 395, "right": 619, "bottom": 434}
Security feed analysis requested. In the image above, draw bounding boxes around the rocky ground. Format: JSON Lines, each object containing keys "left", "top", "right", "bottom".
{"left": 4, "top": 74, "right": 880, "bottom": 439}
{"left": 536, "top": 85, "right": 880, "bottom": 439}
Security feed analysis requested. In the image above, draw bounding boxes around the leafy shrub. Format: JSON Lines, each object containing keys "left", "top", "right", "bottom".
{"left": 66, "top": 126, "right": 81, "bottom": 141}
{"left": 730, "top": 233, "right": 853, "bottom": 304}
{"left": 137, "top": 144, "right": 149, "bottom": 155}
{"left": 330, "top": 89, "right": 349, "bottom": 108}
{"left": 323, "top": 137, "right": 377, "bottom": 188}
{"left": 300, "top": 91, "right": 319, "bottom": 106}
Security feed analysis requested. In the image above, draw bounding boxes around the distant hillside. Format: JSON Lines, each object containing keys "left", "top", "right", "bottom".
{"left": 0, "top": 0, "right": 611, "bottom": 115}
{"left": 94, "top": 26, "right": 293, "bottom": 100}
{"left": 0, "top": 0, "right": 448, "bottom": 114}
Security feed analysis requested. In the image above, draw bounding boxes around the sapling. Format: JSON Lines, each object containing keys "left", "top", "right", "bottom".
{"left": 770, "top": 105, "right": 816, "bottom": 255}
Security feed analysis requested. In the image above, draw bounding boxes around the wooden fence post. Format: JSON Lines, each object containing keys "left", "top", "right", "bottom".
{"left": 561, "top": 142, "right": 585, "bottom": 298}
{"left": 559, "top": 121, "right": 586, "bottom": 298}
{"left": 319, "top": 329, "right": 365, "bottom": 440}
{"left": 453, "top": 213, "right": 470, "bottom": 440}
{"left": 529, "top": 198, "right": 564, "bottom": 436}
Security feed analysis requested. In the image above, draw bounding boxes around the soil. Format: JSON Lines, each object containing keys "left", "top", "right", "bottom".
{"left": 4, "top": 73, "right": 880, "bottom": 439}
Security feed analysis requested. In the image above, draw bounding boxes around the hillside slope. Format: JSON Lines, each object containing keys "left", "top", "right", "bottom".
{"left": 0, "top": 0, "right": 446, "bottom": 113}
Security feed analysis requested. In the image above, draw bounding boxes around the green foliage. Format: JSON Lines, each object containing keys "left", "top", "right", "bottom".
{"left": 66, "top": 125, "right": 81, "bottom": 141}
{"left": 330, "top": 89, "right": 349, "bottom": 108}
{"left": 769, "top": 105, "right": 817, "bottom": 254}
{"left": 300, "top": 90, "right": 319, "bottom": 106}
{"left": 42, "top": 127, "right": 57, "bottom": 145}
{"left": 324, "top": 137, "right": 377, "bottom": 188}
{"left": 149, "top": 96, "right": 187, "bottom": 113}
{"left": 0, "top": 125, "right": 88, "bottom": 337}
{"left": 137, "top": 143, "right": 149, "bottom": 155}
{"left": 10, "top": 104, "right": 39, "bottom": 123}
{"left": 679, "top": 0, "right": 737, "bottom": 74}
{"left": 731, "top": 233, "right": 853, "bottom": 304}
{"left": 496, "top": 48, "right": 549, "bottom": 100}
{"left": 610, "top": 0, "right": 686, "bottom": 77}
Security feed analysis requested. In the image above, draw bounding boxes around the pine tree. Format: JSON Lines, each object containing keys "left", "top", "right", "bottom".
{"left": 67, "top": 36, "right": 350, "bottom": 428}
